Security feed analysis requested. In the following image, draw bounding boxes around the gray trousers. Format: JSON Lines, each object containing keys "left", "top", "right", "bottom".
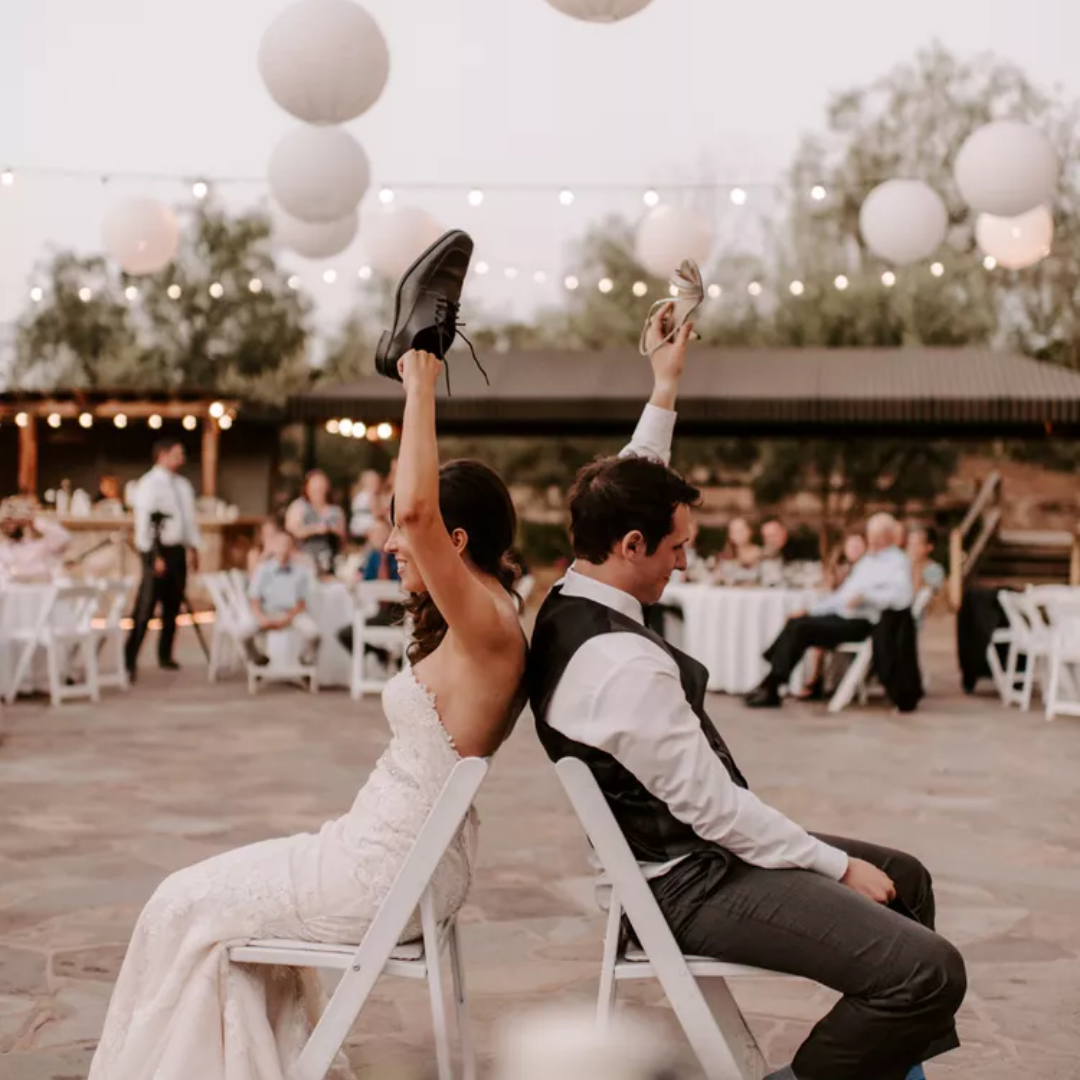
{"left": 649, "top": 834, "right": 965, "bottom": 1080}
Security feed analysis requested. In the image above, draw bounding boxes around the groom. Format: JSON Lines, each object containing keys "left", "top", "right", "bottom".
{"left": 528, "top": 311, "right": 965, "bottom": 1080}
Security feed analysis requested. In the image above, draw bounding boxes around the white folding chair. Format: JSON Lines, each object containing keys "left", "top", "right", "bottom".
{"left": 827, "top": 587, "right": 932, "bottom": 714}
{"left": 555, "top": 757, "right": 778, "bottom": 1080}
{"left": 349, "top": 581, "right": 409, "bottom": 700}
{"left": 4, "top": 585, "right": 101, "bottom": 707}
{"left": 996, "top": 591, "right": 1050, "bottom": 711}
{"left": 93, "top": 577, "right": 136, "bottom": 692}
{"left": 204, "top": 572, "right": 247, "bottom": 681}
{"left": 228, "top": 756, "right": 489, "bottom": 1080}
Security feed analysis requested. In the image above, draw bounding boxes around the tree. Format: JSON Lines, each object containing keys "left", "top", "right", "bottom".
{"left": 14, "top": 201, "right": 313, "bottom": 401}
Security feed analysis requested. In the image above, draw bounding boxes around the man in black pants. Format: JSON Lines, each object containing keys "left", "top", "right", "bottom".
{"left": 529, "top": 309, "right": 964, "bottom": 1080}
{"left": 125, "top": 439, "right": 201, "bottom": 678}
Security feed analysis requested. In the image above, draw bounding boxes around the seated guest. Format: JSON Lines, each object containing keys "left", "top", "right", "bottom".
{"left": 361, "top": 518, "right": 399, "bottom": 581}
{"left": 94, "top": 474, "right": 124, "bottom": 508}
{"left": 829, "top": 528, "right": 868, "bottom": 588}
{"left": 721, "top": 515, "right": 762, "bottom": 570}
{"left": 761, "top": 516, "right": 798, "bottom": 562}
{"left": 0, "top": 499, "right": 71, "bottom": 580}
{"left": 236, "top": 528, "right": 321, "bottom": 667}
{"left": 746, "top": 512, "right": 912, "bottom": 708}
{"left": 907, "top": 525, "right": 946, "bottom": 594}
{"left": 246, "top": 517, "right": 282, "bottom": 576}
{"left": 349, "top": 469, "right": 384, "bottom": 542}
{"left": 285, "top": 469, "right": 347, "bottom": 577}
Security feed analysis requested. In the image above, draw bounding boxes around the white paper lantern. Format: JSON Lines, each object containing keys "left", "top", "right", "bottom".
{"left": 635, "top": 205, "right": 713, "bottom": 278}
{"left": 272, "top": 203, "right": 358, "bottom": 259}
{"left": 361, "top": 206, "right": 444, "bottom": 277}
{"left": 101, "top": 197, "right": 180, "bottom": 276}
{"left": 268, "top": 126, "right": 369, "bottom": 223}
{"left": 954, "top": 120, "right": 1058, "bottom": 217}
{"left": 542, "top": 0, "right": 654, "bottom": 21}
{"left": 858, "top": 179, "right": 948, "bottom": 266}
{"left": 258, "top": 0, "right": 389, "bottom": 125}
{"left": 975, "top": 205, "right": 1053, "bottom": 270}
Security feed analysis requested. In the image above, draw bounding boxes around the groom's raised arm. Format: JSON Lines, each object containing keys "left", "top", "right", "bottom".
{"left": 618, "top": 307, "right": 694, "bottom": 465}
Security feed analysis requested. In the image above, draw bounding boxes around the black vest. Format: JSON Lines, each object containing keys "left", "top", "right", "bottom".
{"left": 529, "top": 585, "right": 749, "bottom": 865}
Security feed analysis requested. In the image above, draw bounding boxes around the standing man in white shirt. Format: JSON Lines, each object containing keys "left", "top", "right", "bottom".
{"left": 528, "top": 308, "right": 964, "bottom": 1080}
{"left": 125, "top": 439, "right": 202, "bottom": 679}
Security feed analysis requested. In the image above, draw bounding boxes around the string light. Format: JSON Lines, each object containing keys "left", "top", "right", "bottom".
{"left": 30, "top": 286, "right": 42, "bottom": 302}
{"left": 564, "top": 275, "right": 579, "bottom": 291}
{"left": 598, "top": 277, "right": 614, "bottom": 294}
{"left": 78, "top": 286, "right": 92, "bottom": 302}
{"left": 930, "top": 262, "right": 944, "bottom": 277}
{"left": 209, "top": 401, "right": 225, "bottom": 419}
{"left": 287, "top": 275, "right": 300, "bottom": 290}
{"left": 351, "top": 423, "right": 366, "bottom": 439}
{"left": 322, "top": 269, "right": 337, "bottom": 284}
{"left": 148, "top": 414, "right": 162, "bottom": 430}
{"left": 558, "top": 189, "right": 575, "bottom": 206}
{"left": 15, "top": 412, "right": 28, "bottom": 428}
{"left": 1, "top": 169, "right": 14, "bottom": 186}
{"left": 209, "top": 281, "right": 224, "bottom": 298}
{"left": 811, "top": 184, "right": 827, "bottom": 201}
{"left": 730, "top": 187, "right": 747, "bottom": 206}
{"left": 167, "top": 284, "right": 182, "bottom": 299}
{"left": 789, "top": 280, "right": 805, "bottom": 296}
{"left": 340, "top": 419, "right": 354, "bottom": 437}
{"left": 467, "top": 188, "right": 484, "bottom": 207}
{"left": 378, "top": 187, "right": 395, "bottom": 204}
{"left": 632, "top": 281, "right": 648, "bottom": 297}
{"left": 983, "top": 255, "right": 997, "bottom": 270}
{"left": 218, "top": 415, "right": 233, "bottom": 430}
{"left": 376, "top": 422, "right": 393, "bottom": 440}
{"left": 79, "top": 412, "right": 93, "bottom": 429}
{"left": 504, "top": 267, "right": 519, "bottom": 280}
{"left": 114, "top": 413, "right": 128, "bottom": 429}
{"left": 533, "top": 270, "right": 547, "bottom": 284}
{"left": 748, "top": 281, "right": 762, "bottom": 297}
{"left": 192, "top": 180, "right": 208, "bottom": 199}
{"left": 707, "top": 283, "right": 722, "bottom": 299}
{"left": 834, "top": 274, "right": 850, "bottom": 291}
{"left": 248, "top": 277, "right": 263, "bottom": 293}
{"left": 326, "top": 419, "right": 340, "bottom": 434}
{"left": 358, "top": 265, "right": 373, "bottom": 280}
{"left": 881, "top": 270, "right": 897, "bottom": 287}
{"left": 642, "top": 189, "right": 660, "bottom": 207}
{"left": 47, "top": 413, "right": 61, "bottom": 428}
{"left": 124, "top": 285, "right": 138, "bottom": 301}
{"left": 474, "top": 261, "right": 489, "bottom": 275}
{"left": 182, "top": 415, "right": 197, "bottom": 431}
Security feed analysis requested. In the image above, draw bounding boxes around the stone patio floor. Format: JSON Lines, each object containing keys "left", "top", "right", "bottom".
{"left": 1, "top": 619, "right": 1079, "bottom": 1079}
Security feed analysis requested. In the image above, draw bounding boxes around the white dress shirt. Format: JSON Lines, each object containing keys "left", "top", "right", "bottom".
{"left": 810, "top": 546, "right": 913, "bottom": 623}
{"left": 546, "top": 402, "right": 849, "bottom": 883}
{"left": 132, "top": 465, "right": 202, "bottom": 552}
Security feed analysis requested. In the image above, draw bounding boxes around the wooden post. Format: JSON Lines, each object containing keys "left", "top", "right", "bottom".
{"left": 17, "top": 417, "right": 38, "bottom": 495}
{"left": 1071, "top": 530, "right": 1080, "bottom": 587}
{"left": 949, "top": 528, "right": 964, "bottom": 612}
{"left": 201, "top": 418, "right": 219, "bottom": 499}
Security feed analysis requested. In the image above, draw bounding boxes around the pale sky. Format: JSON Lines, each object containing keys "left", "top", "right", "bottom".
{"left": 1, "top": 0, "right": 1076, "bottom": 335}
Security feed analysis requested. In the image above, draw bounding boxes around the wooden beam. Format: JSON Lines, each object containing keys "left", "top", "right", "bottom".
{"left": 17, "top": 418, "right": 39, "bottom": 495}
{"left": 201, "top": 419, "right": 220, "bottom": 499}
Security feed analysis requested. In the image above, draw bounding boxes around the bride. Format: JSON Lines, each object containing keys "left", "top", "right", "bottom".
{"left": 89, "top": 349, "right": 528, "bottom": 1080}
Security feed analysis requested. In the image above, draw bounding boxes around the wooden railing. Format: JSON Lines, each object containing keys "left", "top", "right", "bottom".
{"left": 949, "top": 470, "right": 1002, "bottom": 609}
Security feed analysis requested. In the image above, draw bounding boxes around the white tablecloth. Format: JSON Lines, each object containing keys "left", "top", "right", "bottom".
{"left": 661, "top": 584, "right": 819, "bottom": 694}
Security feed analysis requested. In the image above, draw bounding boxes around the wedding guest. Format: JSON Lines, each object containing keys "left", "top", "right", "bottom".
{"left": 349, "top": 469, "right": 384, "bottom": 542}
{"left": 829, "top": 528, "right": 868, "bottom": 588}
{"left": 0, "top": 499, "right": 71, "bottom": 579}
{"left": 361, "top": 518, "right": 399, "bottom": 581}
{"left": 721, "top": 516, "right": 762, "bottom": 570}
{"left": 761, "top": 516, "right": 798, "bottom": 562}
{"left": 94, "top": 474, "right": 123, "bottom": 506}
{"left": 246, "top": 518, "right": 282, "bottom": 576}
{"left": 907, "top": 525, "right": 946, "bottom": 595}
{"left": 285, "top": 469, "right": 347, "bottom": 577}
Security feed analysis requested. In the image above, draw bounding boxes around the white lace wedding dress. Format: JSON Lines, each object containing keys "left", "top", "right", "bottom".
{"left": 89, "top": 668, "right": 478, "bottom": 1080}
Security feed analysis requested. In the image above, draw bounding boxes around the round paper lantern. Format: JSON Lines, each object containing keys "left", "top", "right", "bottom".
{"left": 268, "top": 126, "right": 369, "bottom": 223}
{"left": 954, "top": 120, "right": 1058, "bottom": 217}
{"left": 858, "top": 179, "right": 948, "bottom": 266}
{"left": 975, "top": 205, "right": 1053, "bottom": 270}
{"left": 101, "top": 197, "right": 180, "bottom": 275}
{"left": 542, "top": 0, "right": 654, "bottom": 21}
{"left": 635, "top": 205, "right": 713, "bottom": 278}
{"left": 258, "top": 0, "right": 389, "bottom": 125}
{"left": 361, "top": 206, "right": 443, "bottom": 277}
{"left": 272, "top": 203, "right": 358, "bottom": 259}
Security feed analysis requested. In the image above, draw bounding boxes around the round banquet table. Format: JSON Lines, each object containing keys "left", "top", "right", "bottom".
{"left": 660, "top": 584, "right": 820, "bottom": 694}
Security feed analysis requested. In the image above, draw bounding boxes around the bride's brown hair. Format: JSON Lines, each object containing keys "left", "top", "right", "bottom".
{"left": 394, "top": 459, "right": 521, "bottom": 664}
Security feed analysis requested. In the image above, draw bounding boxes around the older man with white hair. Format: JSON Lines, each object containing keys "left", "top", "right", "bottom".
{"left": 747, "top": 512, "right": 913, "bottom": 708}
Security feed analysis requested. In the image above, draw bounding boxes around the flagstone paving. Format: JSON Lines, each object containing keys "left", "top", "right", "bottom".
{"left": 1, "top": 619, "right": 1078, "bottom": 1078}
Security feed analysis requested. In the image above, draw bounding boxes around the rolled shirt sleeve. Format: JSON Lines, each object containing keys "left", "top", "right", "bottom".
{"left": 550, "top": 634, "right": 849, "bottom": 880}
{"left": 618, "top": 403, "right": 676, "bottom": 465}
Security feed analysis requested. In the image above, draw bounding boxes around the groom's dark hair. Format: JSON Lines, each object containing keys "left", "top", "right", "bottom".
{"left": 568, "top": 455, "right": 701, "bottom": 564}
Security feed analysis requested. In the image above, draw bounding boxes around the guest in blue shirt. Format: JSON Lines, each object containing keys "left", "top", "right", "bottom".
{"left": 747, "top": 513, "right": 913, "bottom": 708}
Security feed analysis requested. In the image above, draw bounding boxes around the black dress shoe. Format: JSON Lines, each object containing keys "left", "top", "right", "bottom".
{"left": 374, "top": 229, "right": 486, "bottom": 391}
{"left": 159, "top": 659, "right": 181, "bottom": 671}
{"left": 745, "top": 685, "right": 782, "bottom": 708}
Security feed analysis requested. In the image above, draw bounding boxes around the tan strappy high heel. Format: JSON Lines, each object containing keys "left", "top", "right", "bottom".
{"left": 639, "top": 259, "right": 705, "bottom": 356}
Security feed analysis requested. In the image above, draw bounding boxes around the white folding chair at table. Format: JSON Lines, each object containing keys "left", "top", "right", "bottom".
{"left": 204, "top": 572, "right": 247, "bottom": 681}
{"left": 555, "top": 757, "right": 780, "bottom": 1080}
{"left": 1038, "top": 595, "right": 1080, "bottom": 722}
{"left": 349, "top": 581, "right": 409, "bottom": 700}
{"left": 997, "top": 591, "right": 1050, "bottom": 711}
{"left": 827, "top": 586, "right": 933, "bottom": 715}
{"left": 92, "top": 578, "right": 137, "bottom": 692}
{"left": 4, "top": 585, "right": 102, "bottom": 707}
{"left": 229, "top": 756, "right": 489, "bottom": 1080}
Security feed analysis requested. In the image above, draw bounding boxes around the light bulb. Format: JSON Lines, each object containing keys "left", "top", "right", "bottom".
{"left": 182, "top": 415, "right": 197, "bottom": 431}
{"left": 287, "top": 275, "right": 300, "bottom": 290}
{"left": 748, "top": 281, "right": 762, "bottom": 297}
{"left": 47, "top": 413, "right": 61, "bottom": 428}
{"left": 15, "top": 412, "right": 28, "bottom": 428}
{"left": 533, "top": 270, "right": 547, "bottom": 284}
{"left": 559, "top": 189, "right": 575, "bottom": 206}
{"left": 30, "top": 286, "right": 42, "bottom": 302}
{"left": 598, "top": 277, "right": 614, "bottom": 294}
{"left": 811, "top": 184, "right": 827, "bottom": 201}
{"left": 209, "top": 401, "right": 225, "bottom": 419}
{"left": 930, "top": 262, "right": 944, "bottom": 277}
{"left": 982, "top": 255, "right": 997, "bottom": 271}
{"left": 167, "top": 284, "right": 182, "bottom": 299}
{"left": 148, "top": 414, "right": 162, "bottom": 430}
{"left": 881, "top": 270, "right": 897, "bottom": 287}
{"left": 79, "top": 412, "right": 93, "bottom": 429}
{"left": 124, "top": 285, "right": 138, "bottom": 301}
{"left": 352, "top": 422, "right": 367, "bottom": 438}
{"left": 789, "top": 280, "right": 805, "bottom": 296}
{"left": 643, "top": 188, "right": 660, "bottom": 207}
{"left": 358, "top": 265, "right": 373, "bottom": 280}
{"left": 730, "top": 187, "right": 748, "bottom": 206}
{"left": 326, "top": 419, "right": 340, "bottom": 435}
{"left": 474, "top": 261, "right": 489, "bottom": 275}
{"left": 1, "top": 169, "right": 14, "bottom": 186}
{"left": 378, "top": 187, "right": 395, "bottom": 204}
{"left": 467, "top": 188, "right": 484, "bottom": 207}
{"left": 707, "top": 283, "right": 722, "bottom": 299}
{"left": 504, "top": 267, "right": 518, "bottom": 280}
{"left": 632, "top": 281, "right": 648, "bottom": 297}
{"left": 339, "top": 419, "right": 354, "bottom": 437}
{"left": 114, "top": 413, "right": 128, "bottom": 429}
{"left": 376, "top": 422, "right": 393, "bottom": 440}
{"left": 322, "top": 269, "right": 337, "bottom": 285}
{"left": 218, "top": 415, "right": 233, "bottom": 430}
{"left": 248, "top": 277, "right": 263, "bottom": 293}
{"left": 209, "top": 281, "right": 224, "bottom": 298}
{"left": 192, "top": 180, "right": 208, "bottom": 199}
{"left": 78, "top": 286, "right": 92, "bottom": 302}
{"left": 834, "top": 274, "right": 849, "bottom": 291}
{"left": 564, "top": 275, "right": 579, "bottom": 291}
